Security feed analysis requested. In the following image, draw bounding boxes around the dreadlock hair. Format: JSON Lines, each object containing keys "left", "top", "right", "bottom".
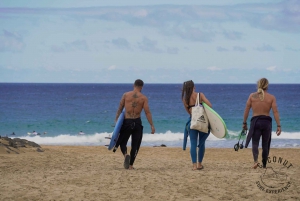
{"left": 257, "top": 78, "right": 269, "bottom": 101}
{"left": 181, "top": 80, "right": 194, "bottom": 106}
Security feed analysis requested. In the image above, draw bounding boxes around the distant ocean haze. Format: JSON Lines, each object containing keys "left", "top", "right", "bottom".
{"left": 0, "top": 83, "right": 299, "bottom": 148}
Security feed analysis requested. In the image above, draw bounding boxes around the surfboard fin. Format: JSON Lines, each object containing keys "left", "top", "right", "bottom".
{"left": 105, "top": 137, "right": 111, "bottom": 139}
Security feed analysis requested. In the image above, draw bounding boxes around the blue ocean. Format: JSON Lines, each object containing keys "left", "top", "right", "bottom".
{"left": 1, "top": 83, "right": 299, "bottom": 148}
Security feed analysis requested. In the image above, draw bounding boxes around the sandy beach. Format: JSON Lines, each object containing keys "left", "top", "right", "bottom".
{"left": 0, "top": 144, "right": 299, "bottom": 201}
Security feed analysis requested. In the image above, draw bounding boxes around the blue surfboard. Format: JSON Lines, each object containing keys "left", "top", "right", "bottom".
{"left": 108, "top": 109, "right": 125, "bottom": 150}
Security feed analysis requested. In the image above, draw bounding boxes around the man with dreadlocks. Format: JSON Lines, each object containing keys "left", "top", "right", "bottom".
{"left": 243, "top": 78, "right": 281, "bottom": 169}
{"left": 182, "top": 80, "right": 212, "bottom": 170}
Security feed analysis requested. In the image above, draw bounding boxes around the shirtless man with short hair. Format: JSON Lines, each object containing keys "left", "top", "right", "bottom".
{"left": 243, "top": 78, "right": 281, "bottom": 169}
{"left": 114, "top": 79, "right": 155, "bottom": 170}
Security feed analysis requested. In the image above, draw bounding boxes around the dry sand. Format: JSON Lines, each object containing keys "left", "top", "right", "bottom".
{"left": 0, "top": 145, "right": 299, "bottom": 201}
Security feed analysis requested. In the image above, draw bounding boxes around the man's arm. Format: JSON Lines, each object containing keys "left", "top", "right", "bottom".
{"left": 243, "top": 94, "right": 252, "bottom": 130}
{"left": 115, "top": 93, "right": 125, "bottom": 123}
{"left": 143, "top": 97, "right": 155, "bottom": 134}
{"left": 271, "top": 95, "right": 281, "bottom": 135}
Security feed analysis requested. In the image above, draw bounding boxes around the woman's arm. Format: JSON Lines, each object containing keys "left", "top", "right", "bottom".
{"left": 200, "top": 93, "right": 212, "bottom": 108}
{"left": 182, "top": 99, "right": 191, "bottom": 115}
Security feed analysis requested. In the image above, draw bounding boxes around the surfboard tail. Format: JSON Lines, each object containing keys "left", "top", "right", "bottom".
{"left": 202, "top": 102, "right": 228, "bottom": 138}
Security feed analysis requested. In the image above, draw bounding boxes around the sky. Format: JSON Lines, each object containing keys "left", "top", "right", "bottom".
{"left": 0, "top": 0, "right": 299, "bottom": 83}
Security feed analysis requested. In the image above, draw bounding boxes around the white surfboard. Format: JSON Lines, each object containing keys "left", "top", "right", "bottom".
{"left": 202, "top": 103, "right": 228, "bottom": 138}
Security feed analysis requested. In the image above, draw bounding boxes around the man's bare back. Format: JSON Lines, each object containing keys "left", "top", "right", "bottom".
{"left": 123, "top": 90, "right": 147, "bottom": 119}
{"left": 248, "top": 91, "right": 275, "bottom": 116}
{"left": 243, "top": 89, "right": 281, "bottom": 135}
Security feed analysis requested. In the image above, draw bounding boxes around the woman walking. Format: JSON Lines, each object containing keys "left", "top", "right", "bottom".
{"left": 182, "top": 80, "right": 212, "bottom": 170}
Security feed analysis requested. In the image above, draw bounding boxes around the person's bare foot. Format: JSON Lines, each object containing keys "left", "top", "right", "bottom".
{"left": 128, "top": 166, "right": 135, "bottom": 170}
{"left": 197, "top": 163, "right": 203, "bottom": 170}
{"left": 252, "top": 162, "right": 258, "bottom": 169}
{"left": 192, "top": 164, "right": 197, "bottom": 170}
{"left": 197, "top": 166, "right": 204, "bottom": 170}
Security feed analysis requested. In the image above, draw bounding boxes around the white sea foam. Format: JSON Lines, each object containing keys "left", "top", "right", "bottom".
{"left": 14, "top": 130, "right": 300, "bottom": 147}
{"left": 272, "top": 131, "right": 300, "bottom": 139}
{"left": 17, "top": 133, "right": 112, "bottom": 146}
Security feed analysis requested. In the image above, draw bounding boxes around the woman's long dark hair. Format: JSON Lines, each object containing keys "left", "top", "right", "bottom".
{"left": 181, "top": 80, "right": 194, "bottom": 106}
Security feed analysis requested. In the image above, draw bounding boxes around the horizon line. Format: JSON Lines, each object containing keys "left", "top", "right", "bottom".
{"left": 1, "top": 82, "right": 299, "bottom": 85}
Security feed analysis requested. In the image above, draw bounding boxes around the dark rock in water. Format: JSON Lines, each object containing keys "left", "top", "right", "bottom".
{"left": 153, "top": 144, "right": 167, "bottom": 147}
{"left": 0, "top": 137, "right": 42, "bottom": 154}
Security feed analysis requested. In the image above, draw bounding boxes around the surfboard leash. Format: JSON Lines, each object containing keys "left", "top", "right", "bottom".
{"left": 234, "top": 129, "right": 247, "bottom": 152}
